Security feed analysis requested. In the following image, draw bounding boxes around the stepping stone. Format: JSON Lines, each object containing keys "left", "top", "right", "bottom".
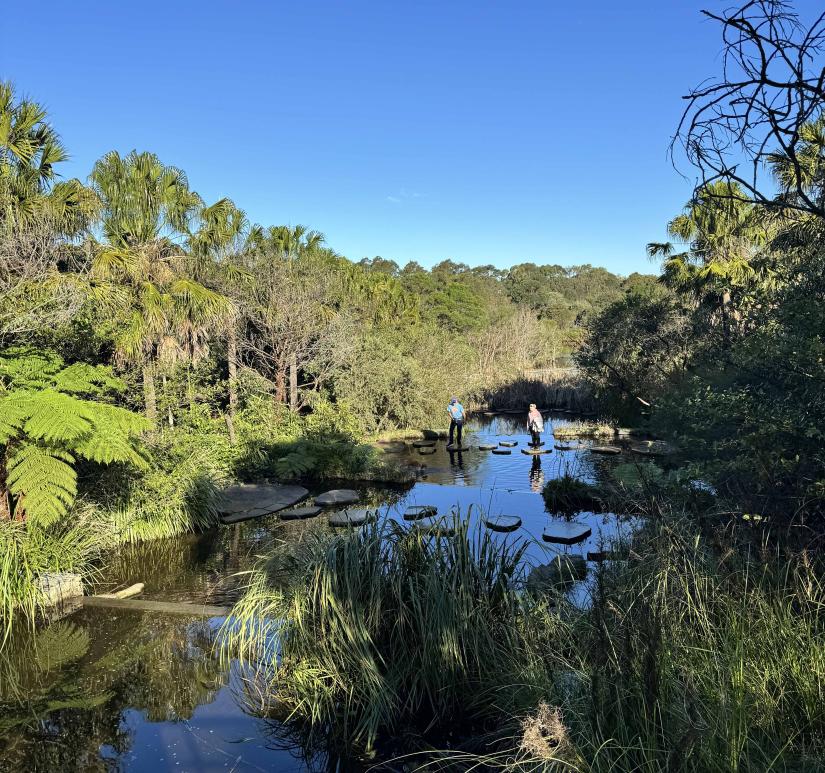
{"left": 446, "top": 444, "right": 469, "bottom": 451}
{"left": 521, "top": 448, "right": 551, "bottom": 455}
{"left": 587, "top": 550, "right": 617, "bottom": 562}
{"left": 491, "top": 448, "right": 512, "bottom": 455}
{"left": 403, "top": 505, "right": 437, "bottom": 521}
{"left": 412, "top": 440, "right": 435, "bottom": 448}
{"left": 478, "top": 443, "right": 497, "bottom": 450}
{"left": 590, "top": 446, "right": 622, "bottom": 455}
{"left": 219, "top": 484, "right": 309, "bottom": 524}
{"left": 499, "top": 441, "right": 518, "bottom": 447}
{"left": 315, "top": 489, "right": 360, "bottom": 507}
{"left": 279, "top": 506, "right": 322, "bottom": 521}
{"left": 414, "top": 517, "right": 456, "bottom": 536}
{"left": 554, "top": 443, "right": 579, "bottom": 451}
{"left": 419, "top": 447, "right": 436, "bottom": 455}
{"left": 483, "top": 514, "right": 521, "bottom": 532}
{"left": 528, "top": 555, "right": 588, "bottom": 591}
{"left": 328, "top": 509, "right": 373, "bottom": 528}
{"left": 542, "top": 521, "right": 592, "bottom": 545}
{"left": 379, "top": 443, "right": 406, "bottom": 454}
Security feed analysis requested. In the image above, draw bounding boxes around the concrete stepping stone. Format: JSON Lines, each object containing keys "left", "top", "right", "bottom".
{"left": 478, "top": 443, "right": 497, "bottom": 450}
{"left": 446, "top": 444, "right": 470, "bottom": 451}
{"left": 412, "top": 440, "right": 435, "bottom": 448}
{"left": 328, "top": 509, "right": 374, "bottom": 527}
{"left": 418, "top": 447, "right": 436, "bottom": 455}
{"left": 521, "top": 448, "right": 551, "bottom": 455}
{"left": 499, "top": 440, "right": 518, "bottom": 447}
{"left": 414, "top": 517, "right": 457, "bottom": 536}
{"left": 587, "top": 550, "right": 617, "bottom": 562}
{"left": 491, "top": 448, "right": 512, "bottom": 455}
{"left": 483, "top": 514, "right": 522, "bottom": 532}
{"left": 542, "top": 521, "right": 592, "bottom": 545}
{"left": 280, "top": 506, "right": 322, "bottom": 521}
{"left": 590, "top": 446, "right": 622, "bottom": 455}
{"left": 379, "top": 443, "right": 406, "bottom": 454}
{"left": 403, "top": 505, "right": 437, "bottom": 521}
{"left": 315, "top": 489, "right": 360, "bottom": 507}
{"left": 219, "top": 484, "right": 309, "bottom": 524}
{"left": 554, "top": 443, "right": 580, "bottom": 451}
{"left": 528, "top": 555, "right": 588, "bottom": 591}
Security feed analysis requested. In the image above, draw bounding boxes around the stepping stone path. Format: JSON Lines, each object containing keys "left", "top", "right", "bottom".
{"left": 419, "top": 447, "right": 436, "bottom": 455}
{"left": 483, "top": 514, "right": 522, "bottom": 532}
{"left": 412, "top": 440, "right": 435, "bottom": 448}
{"left": 491, "top": 448, "right": 512, "bottom": 455}
{"left": 328, "top": 509, "right": 372, "bottom": 528}
{"left": 403, "top": 505, "right": 437, "bottom": 521}
{"left": 219, "top": 484, "right": 309, "bottom": 524}
{"left": 446, "top": 444, "right": 470, "bottom": 451}
{"left": 521, "top": 448, "right": 551, "bottom": 455}
{"left": 315, "top": 489, "right": 360, "bottom": 507}
{"left": 414, "top": 517, "right": 456, "bottom": 536}
{"left": 542, "top": 521, "right": 592, "bottom": 545}
{"left": 590, "top": 446, "right": 622, "bottom": 455}
{"left": 478, "top": 443, "right": 497, "bottom": 451}
{"left": 499, "top": 440, "right": 518, "bottom": 447}
{"left": 279, "top": 506, "right": 322, "bottom": 521}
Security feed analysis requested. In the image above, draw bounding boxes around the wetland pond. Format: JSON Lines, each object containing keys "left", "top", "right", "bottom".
{"left": 0, "top": 413, "right": 650, "bottom": 772}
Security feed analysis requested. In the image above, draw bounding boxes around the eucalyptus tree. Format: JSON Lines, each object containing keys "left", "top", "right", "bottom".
{"left": 89, "top": 151, "right": 233, "bottom": 421}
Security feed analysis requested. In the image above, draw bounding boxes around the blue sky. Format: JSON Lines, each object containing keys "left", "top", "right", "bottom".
{"left": 3, "top": 1, "right": 818, "bottom": 274}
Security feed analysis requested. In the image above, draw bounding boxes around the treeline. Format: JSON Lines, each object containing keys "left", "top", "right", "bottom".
{"left": 578, "top": 141, "right": 825, "bottom": 522}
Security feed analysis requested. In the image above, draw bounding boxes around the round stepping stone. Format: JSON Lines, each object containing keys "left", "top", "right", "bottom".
{"left": 328, "top": 510, "right": 371, "bottom": 527}
{"left": 403, "top": 505, "right": 436, "bottom": 521}
{"left": 414, "top": 517, "right": 456, "bottom": 536}
{"left": 542, "top": 521, "right": 592, "bottom": 545}
{"left": 380, "top": 443, "right": 406, "bottom": 454}
{"left": 521, "top": 448, "right": 551, "bottom": 455}
{"left": 445, "top": 444, "right": 469, "bottom": 451}
{"left": 412, "top": 440, "right": 435, "bottom": 448}
{"left": 590, "top": 446, "right": 622, "bottom": 455}
{"left": 491, "top": 448, "right": 512, "bottom": 455}
{"left": 554, "top": 443, "right": 579, "bottom": 451}
{"left": 279, "top": 506, "right": 322, "bottom": 521}
{"left": 418, "top": 447, "right": 436, "bottom": 455}
{"left": 478, "top": 444, "right": 497, "bottom": 451}
{"left": 219, "top": 484, "right": 309, "bottom": 524}
{"left": 587, "top": 550, "right": 617, "bottom": 562}
{"left": 483, "top": 514, "right": 522, "bottom": 532}
{"left": 315, "top": 489, "right": 359, "bottom": 506}
{"left": 499, "top": 441, "right": 518, "bottom": 447}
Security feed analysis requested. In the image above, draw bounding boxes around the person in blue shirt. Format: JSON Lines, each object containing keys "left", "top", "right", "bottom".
{"left": 447, "top": 397, "right": 465, "bottom": 447}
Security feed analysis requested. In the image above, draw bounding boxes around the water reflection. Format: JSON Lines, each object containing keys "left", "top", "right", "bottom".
{"left": 529, "top": 455, "right": 544, "bottom": 493}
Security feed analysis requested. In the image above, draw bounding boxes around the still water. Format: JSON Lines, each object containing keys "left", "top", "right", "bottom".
{"left": 0, "top": 414, "right": 645, "bottom": 772}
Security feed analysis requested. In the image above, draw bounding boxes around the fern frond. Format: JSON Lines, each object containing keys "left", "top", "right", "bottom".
{"left": 7, "top": 444, "right": 77, "bottom": 527}
{"left": 22, "top": 390, "right": 93, "bottom": 443}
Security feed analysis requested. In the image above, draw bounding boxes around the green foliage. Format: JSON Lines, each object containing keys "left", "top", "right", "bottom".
{"left": 0, "top": 349, "right": 149, "bottom": 526}
{"left": 221, "top": 516, "right": 545, "bottom": 753}
{"left": 542, "top": 474, "right": 606, "bottom": 514}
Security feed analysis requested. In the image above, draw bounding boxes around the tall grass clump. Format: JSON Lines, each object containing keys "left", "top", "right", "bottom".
{"left": 0, "top": 518, "right": 104, "bottom": 640}
{"left": 450, "top": 518, "right": 825, "bottom": 773}
{"left": 221, "top": 515, "right": 552, "bottom": 754}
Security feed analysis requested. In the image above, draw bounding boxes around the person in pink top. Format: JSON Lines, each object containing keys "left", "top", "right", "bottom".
{"left": 527, "top": 403, "right": 544, "bottom": 447}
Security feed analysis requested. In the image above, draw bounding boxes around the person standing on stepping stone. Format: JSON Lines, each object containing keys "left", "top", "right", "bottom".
{"left": 447, "top": 396, "right": 465, "bottom": 447}
{"left": 527, "top": 403, "right": 544, "bottom": 447}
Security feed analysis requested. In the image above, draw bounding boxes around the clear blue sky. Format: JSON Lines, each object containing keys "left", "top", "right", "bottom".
{"left": 3, "top": 1, "right": 818, "bottom": 274}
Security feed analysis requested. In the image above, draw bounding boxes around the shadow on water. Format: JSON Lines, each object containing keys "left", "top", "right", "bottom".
{"left": 0, "top": 414, "right": 649, "bottom": 771}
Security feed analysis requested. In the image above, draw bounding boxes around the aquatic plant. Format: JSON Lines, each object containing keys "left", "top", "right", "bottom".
{"left": 221, "top": 515, "right": 550, "bottom": 753}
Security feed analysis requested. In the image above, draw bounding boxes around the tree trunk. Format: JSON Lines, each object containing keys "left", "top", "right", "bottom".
{"left": 0, "top": 452, "right": 11, "bottom": 521}
{"left": 275, "top": 369, "right": 286, "bottom": 403}
{"left": 162, "top": 374, "right": 174, "bottom": 428}
{"left": 227, "top": 328, "right": 238, "bottom": 444}
{"left": 289, "top": 352, "right": 298, "bottom": 412}
{"left": 143, "top": 365, "right": 158, "bottom": 423}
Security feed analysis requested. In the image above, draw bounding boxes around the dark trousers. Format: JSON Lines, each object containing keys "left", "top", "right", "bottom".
{"left": 530, "top": 430, "right": 541, "bottom": 447}
{"left": 449, "top": 419, "right": 463, "bottom": 446}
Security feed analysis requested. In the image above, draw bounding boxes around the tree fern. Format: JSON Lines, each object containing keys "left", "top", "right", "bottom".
{"left": 0, "top": 349, "right": 150, "bottom": 527}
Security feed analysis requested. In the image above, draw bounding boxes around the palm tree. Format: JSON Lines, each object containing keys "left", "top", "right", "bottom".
{"left": 90, "top": 151, "right": 233, "bottom": 421}
{"left": 245, "top": 223, "right": 325, "bottom": 259}
{"left": 646, "top": 181, "right": 769, "bottom": 338}
{"left": 0, "top": 81, "right": 98, "bottom": 235}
